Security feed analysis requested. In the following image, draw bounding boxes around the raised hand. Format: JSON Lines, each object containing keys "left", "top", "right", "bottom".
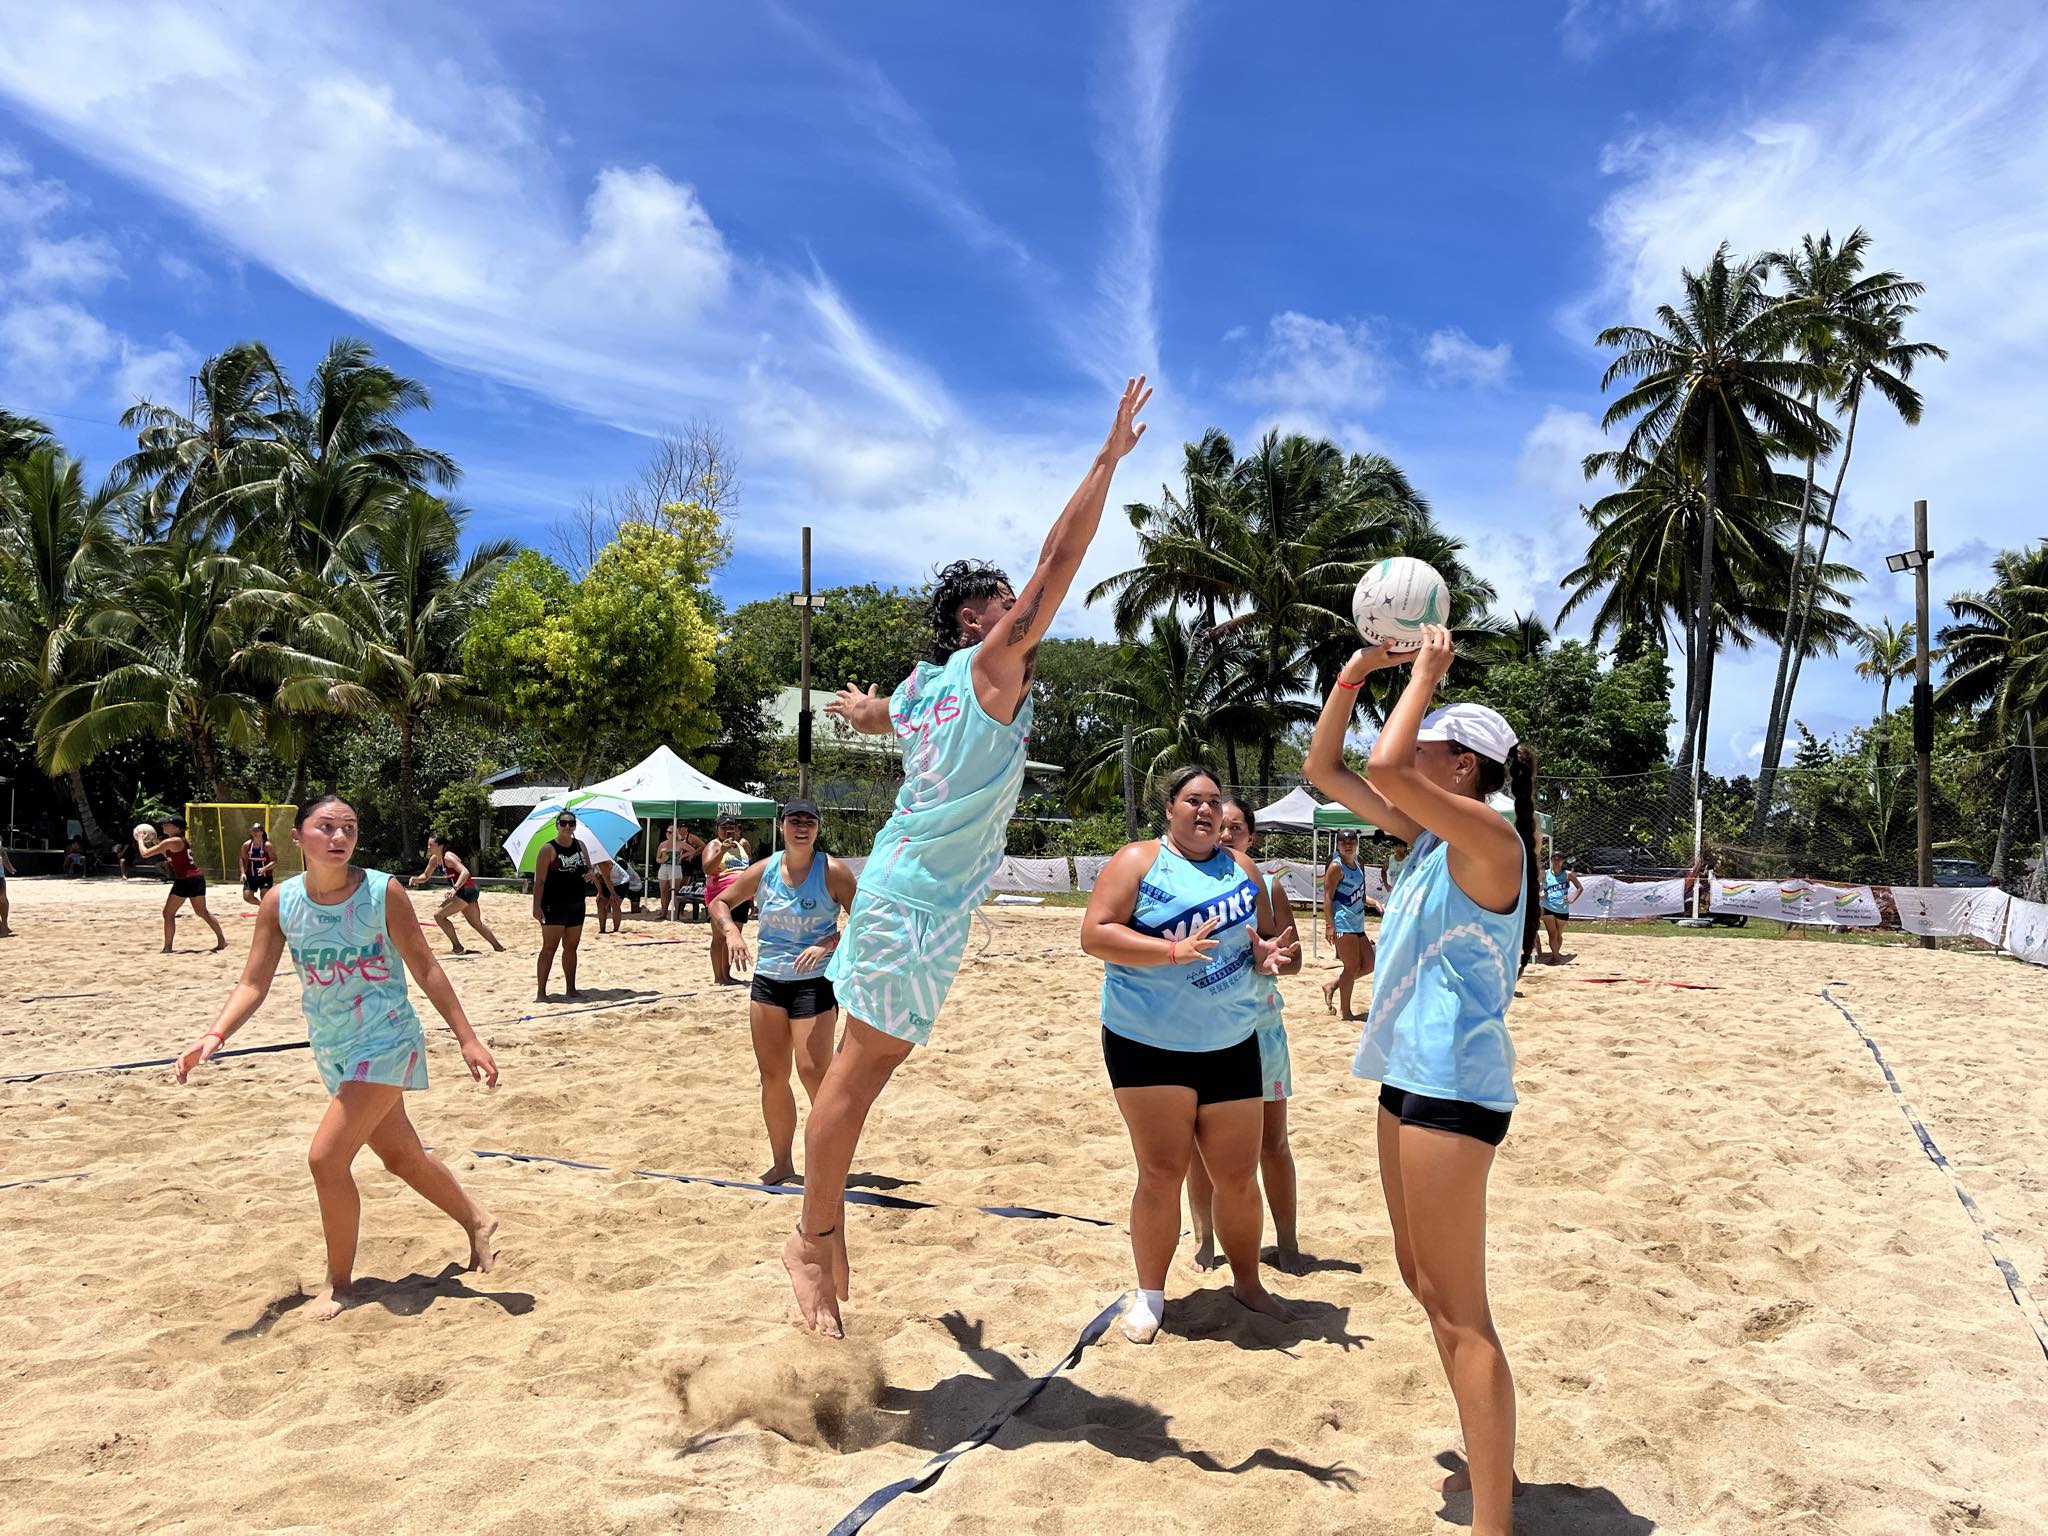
{"left": 825, "top": 683, "right": 877, "bottom": 722}
{"left": 1254, "top": 926, "right": 1300, "bottom": 976}
{"left": 1168, "top": 914, "right": 1221, "bottom": 965}
{"left": 1410, "top": 623, "right": 1456, "bottom": 687}
{"left": 1103, "top": 375, "right": 1152, "bottom": 462}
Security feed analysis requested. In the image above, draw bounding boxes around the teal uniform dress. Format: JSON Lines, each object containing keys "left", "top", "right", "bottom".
{"left": 279, "top": 870, "right": 429, "bottom": 1097}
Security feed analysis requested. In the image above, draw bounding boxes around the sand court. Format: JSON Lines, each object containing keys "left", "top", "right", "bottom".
{"left": 4, "top": 878, "right": 2047, "bottom": 1533}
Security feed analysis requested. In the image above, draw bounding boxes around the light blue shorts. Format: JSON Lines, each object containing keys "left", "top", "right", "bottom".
{"left": 313, "top": 1031, "right": 429, "bottom": 1097}
{"left": 824, "top": 890, "right": 973, "bottom": 1048}
{"left": 1257, "top": 1017, "right": 1291, "bottom": 1102}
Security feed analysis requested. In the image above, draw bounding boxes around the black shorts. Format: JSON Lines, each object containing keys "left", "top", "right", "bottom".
{"left": 1542, "top": 907, "right": 1569, "bottom": 922}
{"left": 1101, "top": 1027, "right": 1262, "bottom": 1106}
{"left": 750, "top": 972, "right": 837, "bottom": 1020}
{"left": 244, "top": 874, "right": 274, "bottom": 895}
{"left": 540, "top": 905, "right": 586, "bottom": 929}
{"left": 170, "top": 875, "right": 207, "bottom": 899}
{"left": 723, "top": 900, "right": 753, "bottom": 926}
{"left": 1378, "top": 1084, "right": 1512, "bottom": 1146}
{"left": 452, "top": 885, "right": 479, "bottom": 903}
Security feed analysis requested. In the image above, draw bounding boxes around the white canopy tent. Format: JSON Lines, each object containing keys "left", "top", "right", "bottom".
{"left": 576, "top": 745, "right": 780, "bottom": 877}
{"left": 1253, "top": 785, "right": 1324, "bottom": 832}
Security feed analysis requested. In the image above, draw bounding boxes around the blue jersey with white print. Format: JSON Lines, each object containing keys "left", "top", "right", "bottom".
{"left": 753, "top": 852, "right": 840, "bottom": 980}
{"left": 1101, "top": 842, "right": 1264, "bottom": 1053}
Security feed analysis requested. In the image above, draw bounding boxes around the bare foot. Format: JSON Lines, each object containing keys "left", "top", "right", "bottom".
{"left": 534, "top": 990, "right": 548, "bottom": 1003}
{"left": 1262, "top": 1244, "right": 1310, "bottom": 1276}
{"left": 1189, "top": 1236, "right": 1223, "bottom": 1272}
{"left": 565, "top": 988, "right": 582, "bottom": 1001}
{"left": 307, "top": 1284, "right": 356, "bottom": 1322}
{"left": 451, "top": 944, "right": 469, "bottom": 955}
{"left": 1321, "top": 980, "right": 1338, "bottom": 1015}
{"left": 1439, "top": 1466, "right": 1526, "bottom": 1497}
{"left": 783, "top": 1228, "right": 843, "bottom": 1336}
{"left": 760, "top": 1163, "right": 798, "bottom": 1186}
{"left": 211, "top": 939, "right": 228, "bottom": 952}
{"left": 490, "top": 941, "right": 506, "bottom": 952}
{"left": 162, "top": 945, "right": 174, "bottom": 954}
{"left": 465, "top": 1211, "right": 498, "bottom": 1274}
{"left": 1230, "top": 1279, "right": 1302, "bottom": 1323}
{"left": 830, "top": 1225, "right": 850, "bottom": 1302}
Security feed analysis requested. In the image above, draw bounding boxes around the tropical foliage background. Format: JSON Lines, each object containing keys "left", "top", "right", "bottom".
{"left": 2, "top": 224, "right": 2044, "bottom": 890}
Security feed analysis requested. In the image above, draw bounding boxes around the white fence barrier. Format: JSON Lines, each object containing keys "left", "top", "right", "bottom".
{"left": 989, "top": 856, "right": 1072, "bottom": 895}
{"left": 2007, "top": 898, "right": 2048, "bottom": 966}
{"left": 1566, "top": 875, "right": 1686, "bottom": 921}
{"left": 1710, "top": 877, "right": 1882, "bottom": 927}
{"left": 1261, "top": 860, "right": 1321, "bottom": 904}
{"left": 1073, "top": 856, "right": 1109, "bottom": 892}
{"left": 1889, "top": 887, "right": 1978, "bottom": 937}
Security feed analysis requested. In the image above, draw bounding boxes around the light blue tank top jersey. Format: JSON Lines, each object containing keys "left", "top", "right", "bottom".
{"left": 754, "top": 853, "right": 841, "bottom": 980}
{"left": 1543, "top": 868, "right": 1572, "bottom": 914}
{"left": 277, "top": 871, "right": 422, "bottom": 1055}
{"left": 1258, "top": 873, "right": 1287, "bottom": 1033}
{"left": 858, "top": 642, "right": 1034, "bottom": 914}
{"left": 1330, "top": 857, "right": 1368, "bottom": 934}
{"left": 1102, "top": 843, "right": 1264, "bottom": 1053}
{"left": 1354, "top": 830, "right": 1527, "bottom": 1112}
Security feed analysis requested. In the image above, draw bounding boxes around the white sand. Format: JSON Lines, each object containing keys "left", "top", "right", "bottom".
{"left": 2, "top": 875, "right": 2045, "bottom": 1533}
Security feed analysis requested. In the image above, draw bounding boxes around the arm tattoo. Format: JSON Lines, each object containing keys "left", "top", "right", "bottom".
{"left": 1005, "top": 588, "right": 1044, "bottom": 645}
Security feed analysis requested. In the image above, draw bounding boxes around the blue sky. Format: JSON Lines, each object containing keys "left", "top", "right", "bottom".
{"left": 4, "top": 0, "right": 2045, "bottom": 770}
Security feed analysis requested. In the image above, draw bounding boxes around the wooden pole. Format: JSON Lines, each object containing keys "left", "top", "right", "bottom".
{"left": 1912, "top": 499, "right": 1935, "bottom": 948}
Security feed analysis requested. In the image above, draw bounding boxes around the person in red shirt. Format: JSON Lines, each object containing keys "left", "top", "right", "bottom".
{"left": 137, "top": 816, "right": 229, "bottom": 953}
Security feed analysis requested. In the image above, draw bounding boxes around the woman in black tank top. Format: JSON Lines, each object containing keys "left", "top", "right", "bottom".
{"left": 532, "top": 815, "right": 595, "bottom": 1002}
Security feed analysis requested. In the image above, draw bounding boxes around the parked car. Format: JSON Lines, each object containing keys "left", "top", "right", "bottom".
{"left": 1931, "top": 857, "right": 1996, "bottom": 888}
{"left": 1581, "top": 846, "right": 1688, "bottom": 879}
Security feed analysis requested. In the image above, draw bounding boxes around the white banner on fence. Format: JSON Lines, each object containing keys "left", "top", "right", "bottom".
{"left": 1261, "top": 860, "right": 1321, "bottom": 904}
{"left": 1709, "top": 877, "right": 1882, "bottom": 927}
{"left": 2005, "top": 898, "right": 2048, "bottom": 966}
{"left": 1567, "top": 874, "right": 1615, "bottom": 919}
{"left": 989, "top": 856, "right": 1071, "bottom": 894}
{"left": 1605, "top": 877, "right": 1688, "bottom": 921}
{"left": 1889, "top": 887, "right": 1976, "bottom": 937}
{"left": 1361, "top": 867, "right": 1389, "bottom": 906}
{"left": 1964, "top": 887, "right": 2011, "bottom": 948}
{"left": 1073, "top": 855, "right": 1110, "bottom": 893}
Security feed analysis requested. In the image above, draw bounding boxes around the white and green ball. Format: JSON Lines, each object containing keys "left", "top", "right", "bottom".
{"left": 1351, "top": 556, "right": 1449, "bottom": 647}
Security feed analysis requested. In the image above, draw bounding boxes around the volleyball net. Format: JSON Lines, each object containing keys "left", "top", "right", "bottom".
{"left": 182, "top": 803, "right": 303, "bottom": 884}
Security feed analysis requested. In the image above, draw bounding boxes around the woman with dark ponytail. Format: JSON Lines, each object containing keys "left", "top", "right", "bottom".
{"left": 1303, "top": 623, "right": 1535, "bottom": 1536}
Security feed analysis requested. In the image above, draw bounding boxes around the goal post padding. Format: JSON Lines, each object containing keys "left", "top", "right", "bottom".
{"left": 183, "top": 803, "right": 302, "bottom": 884}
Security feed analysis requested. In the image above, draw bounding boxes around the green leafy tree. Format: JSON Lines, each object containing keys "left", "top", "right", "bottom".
{"left": 1852, "top": 617, "right": 1916, "bottom": 782}
{"left": 0, "top": 447, "right": 132, "bottom": 845}
{"left": 465, "top": 512, "right": 724, "bottom": 785}
{"left": 1027, "top": 638, "right": 1128, "bottom": 787}
{"left": 1938, "top": 542, "right": 2048, "bottom": 881}
{"left": 2, "top": 408, "right": 53, "bottom": 468}
{"left": 1591, "top": 244, "right": 1834, "bottom": 809}
{"left": 118, "top": 341, "right": 292, "bottom": 539}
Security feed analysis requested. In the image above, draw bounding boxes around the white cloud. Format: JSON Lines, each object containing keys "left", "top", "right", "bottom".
{"left": 1560, "top": 0, "right": 1758, "bottom": 61}
{"left": 1093, "top": 0, "right": 1192, "bottom": 380}
{"left": 1421, "top": 326, "right": 1511, "bottom": 388}
{"left": 14, "top": 232, "right": 121, "bottom": 293}
{"left": 1515, "top": 405, "right": 1607, "bottom": 500}
{"left": 1239, "top": 311, "right": 1388, "bottom": 417}
{"left": 0, "top": 300, "right": 114, "bottom": 392}
{"left": 0, "top": 144, "right": 69, "bottom": 226}
{"left": 110, "top": 334, "right": 196, "bottom": 411}
{"left": 1573, "top": 0, "right": 2048, "bottom": 764}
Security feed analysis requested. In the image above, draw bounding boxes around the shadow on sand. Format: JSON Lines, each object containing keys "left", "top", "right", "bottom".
{"left": 1432, "top": 1451, "right": 1655, "bottom": 1533}
{"left": 224, "top": 1264, "right": 532, "bottom": 1341}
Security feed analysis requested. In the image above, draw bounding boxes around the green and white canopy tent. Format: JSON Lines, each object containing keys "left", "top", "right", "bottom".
{"left": 579, "top": 745, "right": 780, "bottom": 873}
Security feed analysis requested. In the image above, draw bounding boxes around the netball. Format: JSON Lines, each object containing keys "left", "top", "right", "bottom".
{"left": 1351, "top": 555, "right": 1449, "bottom": 648}
{"left": 132, "top": 823, "right": 155, "bottom": 847}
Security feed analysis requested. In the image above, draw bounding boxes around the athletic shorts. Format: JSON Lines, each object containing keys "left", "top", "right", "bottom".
{"left": 1101, "top": 1027, "right": 1262, "bottom": 1105}
{"left": 170, "top": 875, "right": 206, "bottom": 899}
{"left": 244, "top": 875, "right": 274, "bottom": 895}
{"left": 452, "top": 885, "right": 479, "bottom": 903}
{"left": 1256, "top": 1019, "right": 1292, "bottom": 1102}
{"left": 1542, "top": 906, "right": 1570, "bottom": 921}
{"left": 750, "top": 972, "right": 837, "bottom": 1020}
{"left": 1378, "top": 1083, "right": 1511, "bottom": 1146}
{"left": 824, "top": 890, "right": 972, "bottom": 1048}
{"left": 540, "top": 904, "right": 586, "bottom": 929}
{"left": 314, "top": 1031, "right": 429, "bottom": 1098}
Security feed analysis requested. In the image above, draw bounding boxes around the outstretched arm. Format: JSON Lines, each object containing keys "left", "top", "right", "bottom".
{"left": 1304, "top": 645, "right": 1424, "bottom": 844}
{"left": 973, "top": 377, "right": 1150, "bottom": 718}
{"left": 825, "top": 683, "right": 893, "bottom": 735}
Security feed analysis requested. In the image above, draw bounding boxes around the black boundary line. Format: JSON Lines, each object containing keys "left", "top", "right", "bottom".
{"left": 1820, "top": 982, "right": 2048, "bottom": 1363}
{"left": 0, "top": 992, "right": 693, "bottom": 1084}
{"left": 824, "top": 1291, "right": 1129, "bottom": 1536}
{"left": 0, "top": 1172, "right": 92, "bottom": 1192}
{"left": 470, "top": 1148, "right": 1111, "bottom": 1226}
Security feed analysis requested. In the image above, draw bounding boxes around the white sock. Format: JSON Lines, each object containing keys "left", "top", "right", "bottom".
{"left": 1123, "top": 1288, "right": 1166, "bottom": 1339}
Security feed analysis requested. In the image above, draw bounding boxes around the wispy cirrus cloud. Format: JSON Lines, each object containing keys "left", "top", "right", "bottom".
{"left": 1093, "top": 0, "right": 1193, "bottom": 382}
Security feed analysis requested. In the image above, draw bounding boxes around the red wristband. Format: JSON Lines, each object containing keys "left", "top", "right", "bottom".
{"left": 1167, "top": 938, "right": 1178, "bottom": 964}
{"left": 1336, "top": 676, "right": 1364, "bottom": 691}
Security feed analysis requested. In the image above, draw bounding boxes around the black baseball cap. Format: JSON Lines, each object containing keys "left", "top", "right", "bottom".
{"left": 780, "top": 798, "right": 822, "bottom": 821}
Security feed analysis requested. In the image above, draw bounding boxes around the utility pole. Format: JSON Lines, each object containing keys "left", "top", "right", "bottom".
{"left": 1910, "top": 499, "right": 1935, "bottom": 948}
{"left": 2027, "top": 712, "right": 2047, "bottom": 903}
{"left": 791, "top": 526, "right": 820, "bottom": 799}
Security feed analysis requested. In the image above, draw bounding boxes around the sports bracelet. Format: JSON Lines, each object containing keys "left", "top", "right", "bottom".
{"left": 1167, "top": 938, "right": 1178, "bottom": 964}
{"left": 203, "top": 1031, "right": 225, "bottom": 1045}
{"left": 1336, "top": 676, "right": 1364, "bottom": 691}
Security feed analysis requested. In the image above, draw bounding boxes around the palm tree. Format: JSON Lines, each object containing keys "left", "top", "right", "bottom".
{"left": 1938, "top": 543, "right": 2048, "bottom": 881}
{"left": 1749, "top": 235, "right": 1946, "bottom": 839}
{"left": 1071, "top": 613, "right": 1265, "bottom": 804}
{"left": 1504, "top": 611, "right": 1552, "bottom": 662}
{"left": 118, "top": 341, "right": 291, "bottom": 539}
{"left": 1852, "top": 618, "right": 1916, "bottom": 763}
{"left": 0, "top": 447, "right": 131, "bottom": 846}
{"left": 2, "top": 409, "right": 52, "bottom": 468}
{"left": 1087, "top": 428, "right": 1243, "bottom": 640}
{"left": 268, "top": 492, "right": 514, "bottom": 851}
{"left": 35, "top": 534, "right": 288, "bottom": 800}
{"left": 1592, "top": 245, "right": 1835, "bottom": 805}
